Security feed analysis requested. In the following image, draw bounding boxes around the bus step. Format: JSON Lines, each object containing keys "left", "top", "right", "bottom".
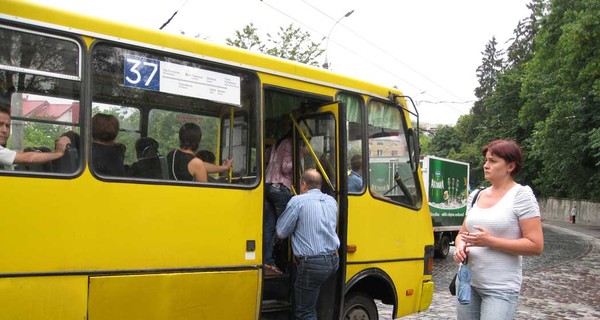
{"left": 262, "top": 273, "right": 290, "bottom": 301}
{"left": 260, "top": 300, "right": 292, "bottom": 319}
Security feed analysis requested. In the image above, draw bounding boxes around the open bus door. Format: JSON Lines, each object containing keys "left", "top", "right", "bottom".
{"left": 291, "top": 101, "right": 347, "bottom": 320}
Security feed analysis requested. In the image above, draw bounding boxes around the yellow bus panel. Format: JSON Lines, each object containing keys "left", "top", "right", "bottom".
{"left": 0, "top": 276, "right": 88, "bottom": 320}
{"left": 88, "top": 271, "right": 260, "bottom": 320}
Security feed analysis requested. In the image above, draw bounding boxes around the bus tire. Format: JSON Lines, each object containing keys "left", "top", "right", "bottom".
{"left": 343, "top": 292, "right": 379, "bottom": 320}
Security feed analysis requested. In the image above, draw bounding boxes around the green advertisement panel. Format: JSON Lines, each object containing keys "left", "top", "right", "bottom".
{"left": 428, "top": 157, "right": 469, "bottom": 227}
{"left": 370, "top": 160, "right": 400, "bottom": 196}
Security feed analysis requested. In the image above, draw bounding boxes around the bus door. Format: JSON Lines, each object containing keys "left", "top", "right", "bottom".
{"left": 292, "top": 102, "right": 347, "bottom": 320}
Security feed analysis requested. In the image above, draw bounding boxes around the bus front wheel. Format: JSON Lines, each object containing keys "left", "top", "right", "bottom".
{"left": 343, "top": 292, "right": 379, "bottom": 320}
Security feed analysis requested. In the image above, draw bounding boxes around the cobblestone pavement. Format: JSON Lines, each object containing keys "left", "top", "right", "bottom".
{"left": 377, "top": 222, "right": 600, "bottom": 319}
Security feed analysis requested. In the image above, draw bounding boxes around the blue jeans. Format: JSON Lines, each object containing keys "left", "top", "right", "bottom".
{"left": 457, "top": 286, "right": 519, "bottom": 320}
{"left": 263, "top": 200, "right": 277, "bottom": 265}
{"left": 294, "top": 253, "right": 339, "bottom": 320}
{"left": 264, "top": 184, "right": 292, "bottom": 265}
{"left": 266, "top": 183, "right": 292, "bottom": 217}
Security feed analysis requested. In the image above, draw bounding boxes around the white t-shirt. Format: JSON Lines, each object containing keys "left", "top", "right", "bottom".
{"left": 465, "top": 184, "right": 540, "bottom": 292}
{"left": 0, "top": 145, "right": 17, "bottom": 167}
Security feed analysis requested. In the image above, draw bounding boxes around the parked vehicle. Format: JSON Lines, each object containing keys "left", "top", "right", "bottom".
{"left": 422, "top": 156, "right": 470, "bottom": 258}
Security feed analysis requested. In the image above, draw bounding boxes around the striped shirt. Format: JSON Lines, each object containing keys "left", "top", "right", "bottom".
{"left": 276, "top": 189, "right": 340, "bottom": 257}
{"left": 466, "top": 184, "right": 540, "bottom": 292}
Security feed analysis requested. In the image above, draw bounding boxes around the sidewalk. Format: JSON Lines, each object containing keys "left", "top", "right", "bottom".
{"left": 543, "top": 219, "right": 600, "bottom": 239}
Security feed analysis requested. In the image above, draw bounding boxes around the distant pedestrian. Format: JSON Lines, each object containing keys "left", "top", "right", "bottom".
{"left": 570, "top": 206, "right": 577, "bottom": 224}
{"left": 453, "top": 139, "right": 544, "bottom": 320}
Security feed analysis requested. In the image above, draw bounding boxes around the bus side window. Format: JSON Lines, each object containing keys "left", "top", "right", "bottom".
{"left": 337, "top": 92, "right": 364, "bottom": 194}
{"left": 367, "top": 99, "right": 420, "bottom": 206}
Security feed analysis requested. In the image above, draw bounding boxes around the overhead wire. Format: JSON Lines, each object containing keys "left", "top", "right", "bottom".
{"left": 159, "top": 0, "right": 473, "bottom": 117}
{"left": 294, "top": 0, "right": 473, "bottom": 115}
{"left": 159, "top": 0, "right": 190, "bottom": 30}
{"left": 260, "top": 0, "right": 423, "bottom": 92}
{"left": 301, "top": 0, "right": 468, "bottom": 103}
{"left": 257, "top": 0, "right": 472, "bottom": 117}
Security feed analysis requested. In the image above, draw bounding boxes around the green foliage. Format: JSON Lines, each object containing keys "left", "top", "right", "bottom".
{"left": 521, "top": 0, "right": 600, "bottom": 199}
{"left": 454, "top": 0, "right": 600, "bottom": 200}
{"left": 227, "top": 23, "right": 324, "bottom": 66}
{"left": 419, "top": 133, "right": 431, "bottom": 155}
{"left": 474, "top": 37, "right": 504, "bottom": 99}
{"left": 226, "top": 23, "right": 262, "bottom": 51}
{"left": 23, "top": 122, "right": 66, "bottom": 149}
{"left": 427, "top": 125, "right": 462, "bottom": 158}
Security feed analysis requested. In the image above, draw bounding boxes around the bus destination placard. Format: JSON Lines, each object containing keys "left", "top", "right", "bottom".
{"left": 124, "top": 55, "right": 241, "bottom": 106}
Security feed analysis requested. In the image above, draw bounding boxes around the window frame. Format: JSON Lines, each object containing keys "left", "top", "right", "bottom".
{"left": 88, "top": 40, "right": 260, "bottom": 188}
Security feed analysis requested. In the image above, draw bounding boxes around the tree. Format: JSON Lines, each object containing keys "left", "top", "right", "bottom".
{"left": 521, "top": 0, "right": 600, "bottom": 200}
{"left": 457, "top": 1, "right": 544, "bottom": 190}
{"left": 226, "top": 23, "right": 324, "bottom": 66}
{"left": 427, "top": 125, "right": 462, "bottom": 158}
{"left": 506, "top": 0, "right": 547, "bottom": 67}
{"left": 470, "top": 37, "right": 505, "bottom": 152}
{"left": 225, "top": 23, "right": 263, "bottom": 51}
{"left": 474, "top": 37, "right": 504, "bottom": 100}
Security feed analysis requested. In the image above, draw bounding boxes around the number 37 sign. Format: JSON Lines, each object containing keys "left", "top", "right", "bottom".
{"left": 124, "top": 56, "right": 160, "bottom": 91}
{"left": 124, "top": 55, "right": 241, "bottom": 106}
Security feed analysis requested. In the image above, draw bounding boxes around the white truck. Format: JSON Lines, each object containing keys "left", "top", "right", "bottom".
{"left": 421, "top": 156, "right": 470, "bottom": 258}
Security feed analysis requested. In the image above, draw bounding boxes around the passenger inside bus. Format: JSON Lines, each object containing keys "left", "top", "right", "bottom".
{"left": 196, "top": 149, "right": 234, "bottom": 176}
{"left": 167, "top": 123, "right": 208, "bottom": 182}
{"left": 59, "top": 131, "right": 80, "bottom": 151}
{"left": 264, "top": 126, "right": 293, "bottom": 276}
{"left": 129, "top": 137, "right": 164, "bottom": 179}
{"left": 91, "top": 113, "right": 126, "bottom": 177}
{"left": 51, "top": 130, "right": 80, "bottom": 173}
{"left": 196, "top": 150, "right": 215, "bottom": 164}
{"left": 348, "top": 154, "right": 363, "bottom": 192}
{"left": 15, "top": 146, "right": 53, "bottom": 172}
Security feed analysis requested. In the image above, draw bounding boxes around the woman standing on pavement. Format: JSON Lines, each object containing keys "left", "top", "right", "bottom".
{"left": 453, "top": 139, "right": 544, "bottom": 319}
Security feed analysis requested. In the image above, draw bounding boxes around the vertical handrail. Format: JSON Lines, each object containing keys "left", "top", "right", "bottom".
{"left": 289, "top": 114, "right": 334, "bottom": 191}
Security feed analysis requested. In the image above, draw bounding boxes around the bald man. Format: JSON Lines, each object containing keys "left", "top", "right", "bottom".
{"left": 276, "top": 168, "right": 340, "bottom": 320}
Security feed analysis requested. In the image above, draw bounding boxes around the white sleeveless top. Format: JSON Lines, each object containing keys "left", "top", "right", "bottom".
{"left": 465, "top": 184, "right": 540, "bottom": 292}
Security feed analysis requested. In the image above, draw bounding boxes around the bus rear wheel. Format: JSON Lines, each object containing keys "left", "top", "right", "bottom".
{"left": 343, "top": 292, "right": 379, "bottom": 320}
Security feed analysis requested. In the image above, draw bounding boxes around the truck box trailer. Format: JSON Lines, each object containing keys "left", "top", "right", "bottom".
{"left": 421, "top": 156, "right": 470, "bottom": 258}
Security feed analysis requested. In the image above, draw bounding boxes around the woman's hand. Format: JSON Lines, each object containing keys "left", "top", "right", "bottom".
{"left": 453, "top": 231, "right": 469, "bottom": 263}
{"left": 461, "top": 225, "right": 493, "bottom": 248}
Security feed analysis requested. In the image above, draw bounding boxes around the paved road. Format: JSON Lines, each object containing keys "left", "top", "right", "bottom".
{"left": 377, "top": 222, "right": 600, "bottom": 319}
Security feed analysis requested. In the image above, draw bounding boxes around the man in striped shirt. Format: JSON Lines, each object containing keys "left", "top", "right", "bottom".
{"left": 276, "top": 168, "right": 340, "bottom": 320}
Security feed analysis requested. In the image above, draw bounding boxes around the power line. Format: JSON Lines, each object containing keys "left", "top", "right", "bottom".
{"left": 301, "top": 0, "right": 471, "bottom": 104}
{"left": 296, "top": 0, "right": 473, "bottom": 112}
{"left": 261, "top": 0, "right": 472, "bottom": 116}
{"left": 159, "top": 0, "right": 190, "bottom": 30}
{"left": 260, "top": 0, "right": 420, "bottom": 91}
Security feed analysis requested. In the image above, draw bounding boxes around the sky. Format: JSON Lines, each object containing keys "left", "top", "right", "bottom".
{"left": 29, "top": 0, "right": 532, "bottom": 125}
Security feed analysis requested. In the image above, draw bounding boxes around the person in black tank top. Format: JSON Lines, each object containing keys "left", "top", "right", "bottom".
{"left": 168, "top": 149, "right": 196, "bottom": 181}
{"left": 167, "top": 123, "right": 208, "bottom": 182}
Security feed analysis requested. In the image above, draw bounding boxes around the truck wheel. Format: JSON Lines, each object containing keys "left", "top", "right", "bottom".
{"left": 435, "top": 235, "right": 451, "bottom": 258}
{"left": 343, "top": 292, "right": 379, "bottom": 320}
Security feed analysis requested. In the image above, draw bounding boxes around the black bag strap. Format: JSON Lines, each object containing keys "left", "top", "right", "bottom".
{"left": 471, "top": 187, "right": 485, "bottom": 208}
